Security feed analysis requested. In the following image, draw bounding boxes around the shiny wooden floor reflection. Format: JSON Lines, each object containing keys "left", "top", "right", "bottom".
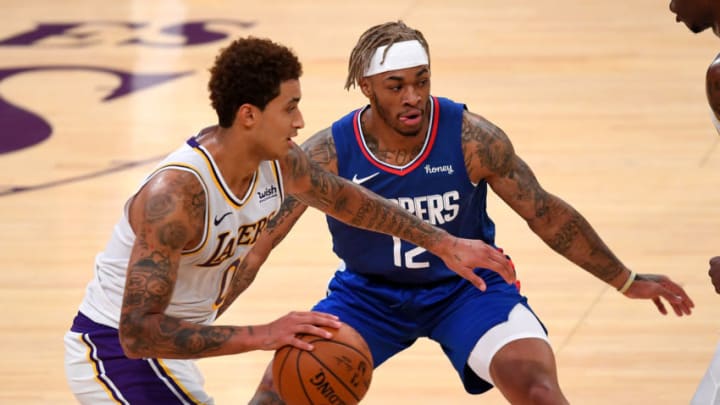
{"left": 1, "top": 0, "right": 719, "bottom": 403}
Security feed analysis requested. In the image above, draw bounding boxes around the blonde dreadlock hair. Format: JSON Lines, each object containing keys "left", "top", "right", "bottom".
{"left": 345, "top": 20, "right": 430, "bottom": 90}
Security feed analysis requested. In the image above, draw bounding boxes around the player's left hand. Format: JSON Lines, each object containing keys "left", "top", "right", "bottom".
{"left": 622, "top": 273, "right": 694, "bottom": 316}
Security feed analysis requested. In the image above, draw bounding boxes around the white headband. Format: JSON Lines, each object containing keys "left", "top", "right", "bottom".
{"left": 363, "top": 40, "right": 429, "bottom": 77}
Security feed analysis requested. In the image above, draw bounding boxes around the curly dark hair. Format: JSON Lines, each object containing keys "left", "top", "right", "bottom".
{"left": 345, "top": 20, "right": 429, "bottom": 90}
{"left": 208, "top": 37, "right": 302, "bottom": 128}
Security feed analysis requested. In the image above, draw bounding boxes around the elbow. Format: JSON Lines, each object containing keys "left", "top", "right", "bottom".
{"left": 118, "top": 313, "right": 150, "bottom": 359}
{"left": 119, "top": 335, "right": 144, "bottom": 359}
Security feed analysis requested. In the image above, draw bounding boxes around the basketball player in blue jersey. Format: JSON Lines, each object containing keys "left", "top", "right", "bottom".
{"left": 670, "top": 1, "right": 720, "bottom": 402}
{"left": 63, "top": 36, "right": 516, "bottom": 405}
{"left": 246, "top": 21, "right": 695, "bottom": 404}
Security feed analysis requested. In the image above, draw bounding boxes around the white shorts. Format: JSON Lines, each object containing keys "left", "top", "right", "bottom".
{"left": 64, "top": 312, "right": 213, "bottom": 405}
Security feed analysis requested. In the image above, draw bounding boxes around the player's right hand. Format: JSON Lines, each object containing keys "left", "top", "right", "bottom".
{"left": 260, "top": 311, "right": 341, "bottom": 351}
{"left": 440, "top": 237, "right": 516, "bottom": 291}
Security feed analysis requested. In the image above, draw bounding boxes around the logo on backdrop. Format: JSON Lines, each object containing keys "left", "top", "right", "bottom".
{"left": 0, "top": 19, "right": 256, "bottom": 154}
{"left": 0, "top": 19, "right": 257, "bottom": 195}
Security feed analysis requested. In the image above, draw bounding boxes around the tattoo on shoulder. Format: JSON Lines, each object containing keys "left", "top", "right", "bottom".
{"left": 145, "top": 194, "right": 175, "bottom": 222}
{"left": 302, "top": 128, "right": 337, "bottom": 168}
{"left": 146, "top": 170, "right": 206, "bottom": 244}
{"left": 461, "top": 112, "right": 514, "bottom": 177}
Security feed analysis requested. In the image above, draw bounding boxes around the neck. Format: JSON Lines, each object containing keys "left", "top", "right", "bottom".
{"left": 360, "top": 108, "right": 429, "bottom": 166}
{"left": 198, "top": 126, "right": 260, "bottom": 195}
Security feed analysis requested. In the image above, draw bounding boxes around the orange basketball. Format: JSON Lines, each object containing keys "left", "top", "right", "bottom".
{"left": 272, "top": 323, "right": 373, "bottom": 405}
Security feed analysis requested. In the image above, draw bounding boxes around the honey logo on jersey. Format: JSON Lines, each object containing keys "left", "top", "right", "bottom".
{"left": 424, "top": 164, "right": 454, "bottom": 175}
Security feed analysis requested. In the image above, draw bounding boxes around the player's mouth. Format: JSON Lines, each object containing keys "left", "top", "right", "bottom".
{"left": 399, "top": 110, "right": 422, "bottom": 126}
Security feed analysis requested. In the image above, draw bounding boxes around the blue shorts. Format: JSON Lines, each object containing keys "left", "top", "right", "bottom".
{"left": 312, "top": 270, "right": 544, "bottom": 394}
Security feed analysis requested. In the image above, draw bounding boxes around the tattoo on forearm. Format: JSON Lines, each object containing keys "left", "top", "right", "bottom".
{"left": 217, "top": 258, "right": 261, "bottom": 317}
{"left": 269, "top": 197, "right": 300, "bottom": 228}
{"left": 547, "top": 209, "right": 622, "bottom": 282}
{"left": 549, "top": 213, "right": 581, "bottom": 254}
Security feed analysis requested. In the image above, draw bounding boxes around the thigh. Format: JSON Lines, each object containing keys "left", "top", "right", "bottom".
{"left": 311, "top": 271, "right": 418, "bottom": 368}
{"left": 428, "top": 279, "right": 542, "bottom": 394}
{"left": 467, "top": 304, "right": 552, "bottom": 394}
{"left": 64, "top": 315, "right": 213, "bottom": 405}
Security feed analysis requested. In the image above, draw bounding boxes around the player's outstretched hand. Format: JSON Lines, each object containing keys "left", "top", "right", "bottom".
{"left": 623, "top": 274, "right": 694, "bottom": 316}
{"left": 708, "top": 256, "right": 720, "bottom": 294}
{"left": 258, "top": 311, "right": 341, "bottom": 351}
{"left": 440, "top": 237, "right": 516, "bottom": 291}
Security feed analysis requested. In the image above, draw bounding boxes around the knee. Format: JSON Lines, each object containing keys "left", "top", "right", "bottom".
{"left": 494, "top": 369, "right": 565, "bottom": 405}
{"left": 525, "top": 380, "right": 563, "bottom": 405}
{"left": 494, "top": 369, "right": 567, "bottom": 405}
{"left": 488, "top": 340, "right": 568, "bottom": 404}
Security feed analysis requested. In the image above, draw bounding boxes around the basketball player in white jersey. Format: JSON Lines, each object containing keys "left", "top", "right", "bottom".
{"left": 670, "top": 1, "right": 720, "bottom": 403}
{"left": 63, "top": 37, "right": 516, "bottom": 404}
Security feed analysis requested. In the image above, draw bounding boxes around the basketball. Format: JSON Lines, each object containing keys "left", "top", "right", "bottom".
{"left": 272, "top": 323, "right": 373, "bottom": 405}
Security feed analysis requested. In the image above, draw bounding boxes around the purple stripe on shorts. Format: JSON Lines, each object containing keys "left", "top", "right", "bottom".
{"left": 72, "top": 312, "right": 197, "bottom": 404}
{"left": 149, "top": 358, "right": 199, "bottom": 404}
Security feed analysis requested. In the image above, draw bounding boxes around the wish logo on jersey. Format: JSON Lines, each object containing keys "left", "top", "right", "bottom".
{"left": 389, "top": 190, "right": 460, "bottom": 225}
{"left": 257, "top": 184, "right": 278, "bottom": 203}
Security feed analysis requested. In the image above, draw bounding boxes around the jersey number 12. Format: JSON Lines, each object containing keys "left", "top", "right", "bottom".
{"left": 392, "top": 236, "right": 430, "bottom": 269}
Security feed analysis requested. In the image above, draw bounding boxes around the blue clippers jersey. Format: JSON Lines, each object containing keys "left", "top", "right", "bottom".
{"left": 327, "top": 96, "right": 497, "bottom": 284}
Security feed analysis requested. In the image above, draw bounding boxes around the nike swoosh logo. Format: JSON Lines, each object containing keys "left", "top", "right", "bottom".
{"left": 351, "top": 172, "right": 380, "bottom": 185}
{"left": 213, "top": 212, "right": 232, "bottom": 226}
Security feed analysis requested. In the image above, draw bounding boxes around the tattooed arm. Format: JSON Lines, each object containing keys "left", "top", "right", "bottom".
{"left": 461, "top": 110, "right": 693, "bottom": 315}
{"left": 278, "top": 138, "right": 516, "bottom": 291}
{"left": 119, "top": 169, "right": 339, "bottom": 359}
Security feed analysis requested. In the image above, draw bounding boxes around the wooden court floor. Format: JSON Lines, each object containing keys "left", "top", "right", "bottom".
{"left": 1, "top": 0, "right": 719, "bottom": 403}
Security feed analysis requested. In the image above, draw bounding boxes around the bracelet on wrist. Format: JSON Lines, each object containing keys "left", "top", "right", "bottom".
{"left": 617, "top": 270, "right": 636, "bottom": 294}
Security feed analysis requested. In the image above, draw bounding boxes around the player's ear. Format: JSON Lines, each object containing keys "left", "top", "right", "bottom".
{"left": 235, "top": 104, "right": 257, "bottom": 127}
{"left": 359, "top": 78, "right": 372, "bottom": 98}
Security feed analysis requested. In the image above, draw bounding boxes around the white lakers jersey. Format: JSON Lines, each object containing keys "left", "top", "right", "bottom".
{"left": 78, "top": 135, "right": 283, "bottom": 328}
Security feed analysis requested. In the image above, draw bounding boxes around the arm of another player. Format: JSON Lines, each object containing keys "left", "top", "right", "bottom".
{"left": 708, "top": 256, "right": 720, "bottom": 294}
{"left": 118, "top": 170, "right": 339, "bottom": 359}
{"left": 279, "top": 141, "right": 516, "bottom": 291}
{"left": 460, "top": 110, "right": 694, "bottom": 316}
{"left": 706, "top": 53, "right": 720, "bottom": 134}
